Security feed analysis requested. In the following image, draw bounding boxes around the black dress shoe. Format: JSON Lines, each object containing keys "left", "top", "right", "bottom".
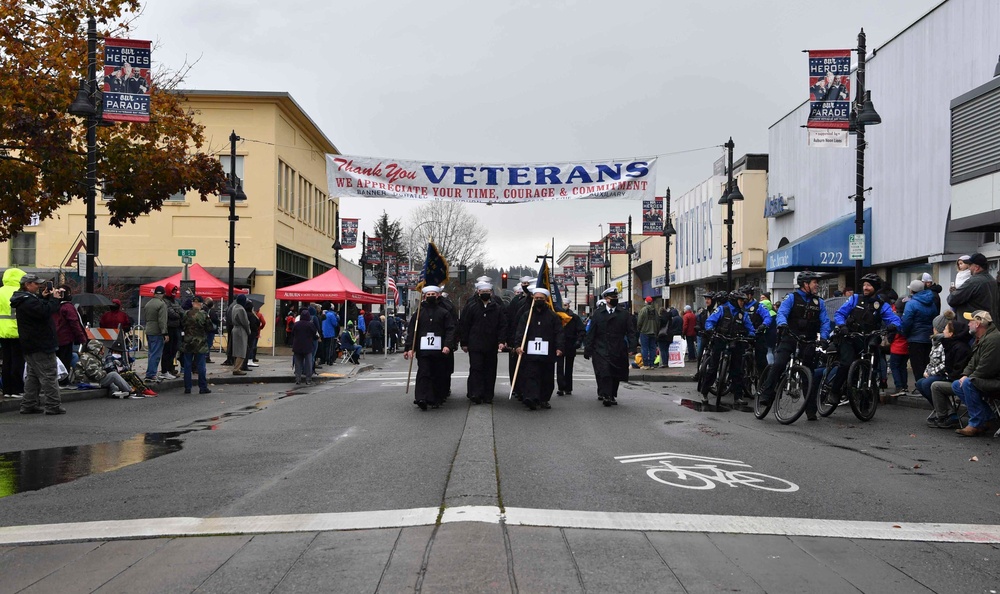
{"left": 603, "top": 399, "right": 613, "bottom": 407}
{"left": 20, "top": 407, "right": 43, "bottom": 415}
{"left": 565, "top": 391, "right": 572, "bottom": 396}
{"left": 183, "top": 390, "right": 191, "bottom": 394}
{"left": 806, "top": 412, "right": 818, "bottom": 421}
{"left": 609, "top": 398, "right": 618, "bottom": 406}
{"left": 44, "top": 407, "right": 67, "bottom": 415}
{"left": 556, "top": 390, "right": 564, "bottom": 396}
{"left": 540, "top": 402, "right": 551, "bottom": 409}
{"left": 524, "top": 400, "right": 538, "bottom": 410}
{"left": 199, "top": 389, "right": 212, "bottom": 394}
{"left": 415, "top": 400, "right": 428, "bottom": 411}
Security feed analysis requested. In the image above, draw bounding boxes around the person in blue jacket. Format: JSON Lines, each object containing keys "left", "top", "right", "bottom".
{"left": 758, "top": 271, "right": 831, "bottom": 418}
{"left": 828, "top": 273, "right": 901, "bottom": 403}
{"left": 901, "top": 278, "right": 938, "bottom": 384}
{"left": 321, "top": 307, "right": 340, "bottom": 364}
{"left": 701, "top": 290, "right": 756, "bottom": 406}
{"left": 741, "top": 284, "right": 773, "bottom": 374}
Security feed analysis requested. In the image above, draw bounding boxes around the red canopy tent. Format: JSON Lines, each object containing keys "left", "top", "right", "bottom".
{"left": 139, "top": 264, "right": 249, "bottom": 299}
{"left": 275, "top": 267, "right": 385, "bottom": 304}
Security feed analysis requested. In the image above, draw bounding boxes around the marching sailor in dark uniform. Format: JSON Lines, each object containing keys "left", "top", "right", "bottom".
{"left": 505, "top": 276, "right": 534, "bottom": 399}
{"left": 514, "top": 287, "right": 564, "bottom": 410}
{"left": 458, "top": 280, "right": 508, "bottom": 404}
{"left": 584, "top": 287, "right": 636, "bottom": 407}
{"left": 404, "top": 286, "right": 456, "bottom": 410}
{"left": 556, "top": 305, "right": 586, "bottom": 396}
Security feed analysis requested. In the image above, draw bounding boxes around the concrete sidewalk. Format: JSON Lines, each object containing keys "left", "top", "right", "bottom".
{"left": 0, "top": 351, "right": 372, "bottom": 414}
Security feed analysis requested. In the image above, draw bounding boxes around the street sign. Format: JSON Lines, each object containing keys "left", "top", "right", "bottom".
{"left": 178, "top": 249, "right": 196, "bottom": 257}
{"left": 77, "top": 253, "right": 87, "bottom": 277}
{"left": 848, "top": 234, "right": 865, "bottom": 261}
{"left": 181, "top": 256, "right": 192, "bottom": 264}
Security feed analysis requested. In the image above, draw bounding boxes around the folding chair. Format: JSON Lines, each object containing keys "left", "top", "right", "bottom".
{"left": 985, "top": 394, "right": 1000, "bottom": 437}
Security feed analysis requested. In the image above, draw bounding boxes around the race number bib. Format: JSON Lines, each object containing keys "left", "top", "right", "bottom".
{"left": 420, "top": 333, "right": 441, "bottom": 350}
{"left": 526, "top": 338, "right": 549, "bottom": 355}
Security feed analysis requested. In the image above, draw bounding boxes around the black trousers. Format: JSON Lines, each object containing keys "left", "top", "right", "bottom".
{"left": 908, "top": 341, "right": 931, "bottom": 383}
{"left": 1, "top": 338, "right": 25, "bottom": 395}
{"left": 163, "top": 327, "right": 180, "bottom": 373}
{"left": 521, "top": 359, "right": 555, "bottom": 404}
{"left": 467, "top": 350, "right": 499, "bottom": 402}
{"left": 596, "top": 374, "right": 621, "bottom": 401}
{"left": 761, "top": 336, "right": 817, "bottom": 400}
{"left": 753, "top": 334, "right": 769, "bottom": 373}
{"left": 415, "top": 356, "right": 450, "bottom": 406}
{"left": 556, "top": 351, "right": 576, "bottom": 393}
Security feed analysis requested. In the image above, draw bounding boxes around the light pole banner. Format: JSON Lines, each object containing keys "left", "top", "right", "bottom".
{"left": 642, "top": 196, "right": 663, "bottom": 235}
{"left": 573, "top": 255, "right": 587, "bottom": 277}
{"left": 807, "top": 49, "right": 852, "bottom": 129}
{"left": 589, "top": 241, "right": 605, "bottom": 269}
{"left": 341, "top": 218, "right": 358, "bottom": 249}
{"left": 102, "top": 37, "right": 151, "bottom": 123}
{"left": 366, "top": 237, "right": 382, "bottom": 265}
{"left": 327, "top": 155, "right": 656, "bottom": 202}
{"left": 385, "top": 252, "right": 397, "bottom": 278}
{"left": 608, "top": 223, "right": 627, "bottom": 254}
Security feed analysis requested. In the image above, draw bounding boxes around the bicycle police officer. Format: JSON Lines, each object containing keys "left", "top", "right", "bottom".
{"left": 741, "top": 284, "right": 773, "bottom": 374}
{"left": 827, "top": 273, "right": 900, "bottom": 404}
{"left": 758, "top": 271, "right": 831, "bottom": 418}
{"left": 702, "top": 290, "right": 756, "bottom": 406}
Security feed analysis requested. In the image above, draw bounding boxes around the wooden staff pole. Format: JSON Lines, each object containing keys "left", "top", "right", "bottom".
{"left": 404, "top": 298, "right": 423, "bottom": 394}
{"left": 508, "top": 303, "right": 535, "bottom": 399}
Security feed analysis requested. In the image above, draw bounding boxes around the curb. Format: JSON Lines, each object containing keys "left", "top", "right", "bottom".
{"left": 0, "top": 362, "right": 371, "bottom": 414}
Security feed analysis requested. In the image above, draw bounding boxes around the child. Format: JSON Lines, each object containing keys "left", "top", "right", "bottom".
{"left": 105, "top": 343, "right": 157, "bottom": 397}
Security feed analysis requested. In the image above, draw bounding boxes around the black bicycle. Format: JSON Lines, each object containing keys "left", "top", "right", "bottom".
{"left": 843, "top": 330, "right": 884, "bottom": 422}
{"left": 754, "top": 331, "right": 814, "bottom": 424}
{"left": 815, "top": 336, "right": 842, "bottom": 418}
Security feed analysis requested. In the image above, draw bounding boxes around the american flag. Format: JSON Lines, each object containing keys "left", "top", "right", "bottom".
{"left": 386, "top": 276, "right": 399, "bottom": 304}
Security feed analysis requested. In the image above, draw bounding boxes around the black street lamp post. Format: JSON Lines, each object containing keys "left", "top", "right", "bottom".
{"left": 852, "top": 29, "right": 882, "bottom": 290}
{"left": 663, "top": 188, "right": 677, "bottom": 304}
{"left": 66, "top": 16, "right": 99, "bottom": 294}
{"left": 332, "top": 208, "right": 342, "bottom": 268}
{"left": 604, "top": 235, "right": 611, "bottom": 290}
{"left": 626, "top": 215, "right": 635, "bottom": 312}
{"left": 718, "top": 138, "right": 744, "bottom": 292}
{"left": 225, "top": 130, "right": 247, "bottom": 303}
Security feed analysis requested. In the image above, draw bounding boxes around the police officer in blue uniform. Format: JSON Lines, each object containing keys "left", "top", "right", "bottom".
{"left": 701, "top": 290, "right": 756, "bottom": 406}
{"left": 828, "top": 273, "right": 901, "bottom": 403}
{"left": 741, "top": 284, "right": 774, "bottom": 374}
{"left": 758, "top": 271, "right": 832, "bottom": 419}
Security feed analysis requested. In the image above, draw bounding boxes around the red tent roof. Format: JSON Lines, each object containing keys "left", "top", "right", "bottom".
{"left": 139, "top": 264, "right": 249, "bottom": 299}
{"left": 275, "top": 266, "right": 385, "bottom": 304}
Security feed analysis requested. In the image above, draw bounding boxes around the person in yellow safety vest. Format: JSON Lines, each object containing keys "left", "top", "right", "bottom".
{"left": 0, "top": 268, "right": 26, "bottom": 398}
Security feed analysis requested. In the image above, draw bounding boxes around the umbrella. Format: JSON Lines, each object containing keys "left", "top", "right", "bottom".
{"left": 248, "top": 293, "right": 266, "bottom": 308}
{"left": 72, "top": 293, "right": 113, "bottom": 307}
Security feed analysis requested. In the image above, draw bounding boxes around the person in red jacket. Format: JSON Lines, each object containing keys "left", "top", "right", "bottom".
{"left": 682, "top": 305, "right": 697, "bottom": 361}
{"left": 888, "top": 300, "right": 910, "bottom": 397}
{"left": 99, "top": 299, "right": 131, "bottom": 331}
{"left": 52, "top": 285, "right": 87, "bottom": 381}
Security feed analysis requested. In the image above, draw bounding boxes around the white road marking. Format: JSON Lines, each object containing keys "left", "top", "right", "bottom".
{"left": 2, "top": 507, "right": 997, "bottom": 545}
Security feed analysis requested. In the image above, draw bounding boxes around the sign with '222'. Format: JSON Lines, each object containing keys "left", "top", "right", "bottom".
{"left": 327, "top": 155, "right": 657, "bottom": 203}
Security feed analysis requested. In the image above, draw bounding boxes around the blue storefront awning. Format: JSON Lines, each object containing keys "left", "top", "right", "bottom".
{"left": 767, "top": 208, "right": 872, "bottom": 271}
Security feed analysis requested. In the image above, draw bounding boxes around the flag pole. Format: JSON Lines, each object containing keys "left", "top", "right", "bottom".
{"left": 508, "top": 304, "right": 535, "bottom": 399}
{"left": 405, "top": 298, "right": 422, "bottom": 393}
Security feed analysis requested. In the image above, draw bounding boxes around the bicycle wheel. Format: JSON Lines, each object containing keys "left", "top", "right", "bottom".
{"left": 742, "top": 351, "right": 760, "bottom": 398}
{"left": 727, "top": 471, "right": 800, "bottom": 492}
{"left": 816, "top": 366, "right": 839, "bottom": 417}
{"left": 848, "top": 359, "right": 878, "bottom": 421}
{"left": 773, "top": 364, "right": 812, "bottom": 424}
{"left": 713, "top": 350, "right": 731, "bottom": 398}
{"left": 697, "top": 352, "right": 714, "bottom": 396}
{"left": 646, "top": 467, "right": 716, "bottom": 490}
{"left": 753, "top": 365, "right": 775, "bottom": 419}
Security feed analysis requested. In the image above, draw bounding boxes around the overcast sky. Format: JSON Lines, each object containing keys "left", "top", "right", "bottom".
{"left": 131, "top": 0, "right": 942, "bottom": 269}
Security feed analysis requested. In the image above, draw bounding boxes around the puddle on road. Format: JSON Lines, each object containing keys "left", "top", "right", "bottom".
{"left": 0, "top": 391, "right": 301, "bottom": 498}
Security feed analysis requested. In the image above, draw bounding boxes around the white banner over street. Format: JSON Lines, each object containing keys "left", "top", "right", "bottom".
{"left": 327, "top": 155, "right": 657, "bottom": 203}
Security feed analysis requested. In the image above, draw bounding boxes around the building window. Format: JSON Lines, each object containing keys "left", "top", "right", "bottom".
{"left": 10, "top": 233, "right": 36, "bottom": 267}
{"left": 219, "top": 155, "right": 245, "bottom": 203}
{"left": 166, "top": 190, "right": 186, "bottom": 202}
{"left": 276, "top": 245, "right": 309, "bottom": 278}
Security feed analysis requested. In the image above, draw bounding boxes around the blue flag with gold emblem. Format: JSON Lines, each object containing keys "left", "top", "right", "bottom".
{"left": 536, "top": 260, "right": 564, "bottom": 311}
{"left": 418, "top": 242, "right": 448, "bottom": 290}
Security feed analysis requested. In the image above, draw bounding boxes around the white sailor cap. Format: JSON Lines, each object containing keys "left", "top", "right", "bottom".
{"left": 476, "top": 276, "right": 492, "bottom": 283}
{"left": 596, "top": 299, "right": 606, "bottom": 307}
{"left": 514, "top": 286, "right": 524, "bottom": 294}
{"left": 519, "top": 276, "right": 534, "bottom": 284}
{"left": 421, "top": 285, "right": 441, "bottom": 294}
{"left": 531, "top": 287, "right": 551, "bottom": 297}
{"left": 602, "top": 287, "right": 619, "bottom": 297}
{"left": 475, "top": 281, "right": 492, "bottom": 291}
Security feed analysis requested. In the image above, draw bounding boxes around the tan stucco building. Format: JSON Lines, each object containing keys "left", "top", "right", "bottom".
{"left": 0, "top": 90, "right": 342, "bottom": 347}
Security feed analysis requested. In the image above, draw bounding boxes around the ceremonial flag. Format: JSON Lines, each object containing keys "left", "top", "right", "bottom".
{"left": 387, "top": 276, "right": 399, "bottom": 304}
{"left": 418, "top": 242, "right": 448, "bottom": 290}
{"left": 535, "top": 259, "right": 563, "bottom": 312}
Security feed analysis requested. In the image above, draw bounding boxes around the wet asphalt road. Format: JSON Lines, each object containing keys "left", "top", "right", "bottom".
{"left": 0, "top": 353, "right": 997, "bottom": 529}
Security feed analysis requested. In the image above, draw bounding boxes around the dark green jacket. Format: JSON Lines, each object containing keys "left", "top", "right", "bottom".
{"left": 963, "top": 324, "right": 1000, "bottom": 393}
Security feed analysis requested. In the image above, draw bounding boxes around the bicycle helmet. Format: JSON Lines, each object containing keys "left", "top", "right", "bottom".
{"left": 795, "top": 271, "right": 821, "bottom": 286}
{"left": 738, "top": 284, "right": 756, "bottom": 296}
{"left": 714, "top": 291, "right": 729, "bottom": 304}
{"left": 860, "top": 273, "right": 882, "bottom": 290}
{"left": 729, "top": 291, "right": 746, "bottom": 303}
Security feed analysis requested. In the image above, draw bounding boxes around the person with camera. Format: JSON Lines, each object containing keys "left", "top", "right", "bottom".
{"left": 10, "top": 275, "right": 68, "bottom": 414}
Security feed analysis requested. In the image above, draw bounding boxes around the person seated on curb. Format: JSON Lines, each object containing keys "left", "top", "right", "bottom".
{"left": 104, "top": 344, "right": 157, "bottom": 397}
{"left": 950, "top": 310, "right": 1000, "bottom": 436}
{"left": 75, "top": 340, "right": 141, "bottom": 399}
{"left": 340, "top": 322, "right": 363, "bottom": 364}
{"left": 926, "top": 313, "right": 972, "bottom": 428}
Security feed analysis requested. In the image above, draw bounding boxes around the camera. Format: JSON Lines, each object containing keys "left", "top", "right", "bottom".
{"left": 45, "top": 281, "right": 53, "bottom": 293}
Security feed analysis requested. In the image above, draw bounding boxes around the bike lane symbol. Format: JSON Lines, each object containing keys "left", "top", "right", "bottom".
{"left": 615, "top": 452, "right": 799, "bottom": 492}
